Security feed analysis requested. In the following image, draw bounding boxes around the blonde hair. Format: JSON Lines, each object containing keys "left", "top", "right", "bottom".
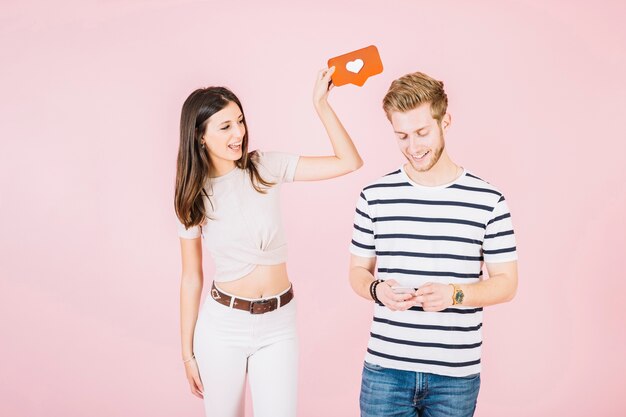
{"left": 382, "top": 71, "right": 448, "bottom": 123}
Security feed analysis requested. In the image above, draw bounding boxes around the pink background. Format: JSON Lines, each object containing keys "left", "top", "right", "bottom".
{"left": 1, "top": 1, "right": 625, "bottom": 416}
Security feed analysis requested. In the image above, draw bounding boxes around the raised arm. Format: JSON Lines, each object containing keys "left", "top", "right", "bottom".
{"left": 294, "top": 67, "right": 363, "bottom": 181}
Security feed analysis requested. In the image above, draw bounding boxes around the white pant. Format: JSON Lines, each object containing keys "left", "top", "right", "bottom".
{"left": 193, "top": 286, "right": 299, "bottom": 417}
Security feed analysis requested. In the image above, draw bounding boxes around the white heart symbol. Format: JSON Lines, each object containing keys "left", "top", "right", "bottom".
{"left": 346, "top": 59, "right": 364, "bottom": 74}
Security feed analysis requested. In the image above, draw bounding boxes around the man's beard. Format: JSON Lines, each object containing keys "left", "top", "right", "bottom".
{"left": 407, "top": 131, "right": 445, "bottom": 172}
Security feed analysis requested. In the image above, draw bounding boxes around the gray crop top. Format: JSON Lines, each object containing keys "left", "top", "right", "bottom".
{"left": 177, "top": 151, "right": 300, "bottom": 282}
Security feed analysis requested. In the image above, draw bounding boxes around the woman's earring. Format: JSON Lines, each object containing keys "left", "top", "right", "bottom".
{"left": 200, "top": 141, "right": 205, "bottom": 148}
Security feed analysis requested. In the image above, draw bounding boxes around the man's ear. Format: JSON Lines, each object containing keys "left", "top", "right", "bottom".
{"left": 441, "top": 113, "right": 452, "bottom": 131}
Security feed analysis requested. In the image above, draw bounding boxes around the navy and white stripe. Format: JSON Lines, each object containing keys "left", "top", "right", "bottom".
{"left": 350, "top": 166, "right": 517, "bottom": 377}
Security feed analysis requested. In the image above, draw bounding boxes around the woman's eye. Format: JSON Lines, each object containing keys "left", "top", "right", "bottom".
{"left": 419, "top": 131, "right": 429, "bottom": 137}
{"left": 238, "top": 119, "right": 244, "bottom": 124}
{"left": 221, "top": 125, "right": 230, "bottom": 130}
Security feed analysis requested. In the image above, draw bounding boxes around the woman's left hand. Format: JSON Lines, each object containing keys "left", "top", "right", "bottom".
{"left": 313, "top": 66, "right": 335, "bottom": 107}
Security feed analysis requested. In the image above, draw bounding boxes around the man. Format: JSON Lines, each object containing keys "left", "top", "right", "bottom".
{"left": 349, "top": 71, "right": 518, "bottom": 417}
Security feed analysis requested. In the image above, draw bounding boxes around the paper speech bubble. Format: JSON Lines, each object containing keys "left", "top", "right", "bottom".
{"left": 328, "top": 45, "right": 383, "bottom": 87}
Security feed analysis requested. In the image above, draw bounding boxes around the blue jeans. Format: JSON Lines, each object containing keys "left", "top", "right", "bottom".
{"left": 360, "top": 362, "right": 480, "bottom": 417}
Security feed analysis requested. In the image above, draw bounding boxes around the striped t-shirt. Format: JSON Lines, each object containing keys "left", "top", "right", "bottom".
{"left": 350, "top": 165, "right": 517, "bottom": 377}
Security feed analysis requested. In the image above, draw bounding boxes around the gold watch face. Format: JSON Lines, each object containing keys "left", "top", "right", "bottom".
{"left": 454, "top": 289, "right": 464, "bottom": 305}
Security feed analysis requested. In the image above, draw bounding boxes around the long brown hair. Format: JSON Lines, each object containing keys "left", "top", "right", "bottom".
{"left": 175, "top": 87, "right": 274, "bottom": 229}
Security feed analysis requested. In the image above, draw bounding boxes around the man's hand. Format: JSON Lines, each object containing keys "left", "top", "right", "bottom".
{"left": 415, "top": 283, "right": 454, "bottom": 312}
{"left": 376, "top": 279, "right": 419, "bottom": 311}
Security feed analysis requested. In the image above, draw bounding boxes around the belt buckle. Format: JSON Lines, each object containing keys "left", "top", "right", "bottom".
{"left": 249, "top": 298, "right": 277, "bottom": 314}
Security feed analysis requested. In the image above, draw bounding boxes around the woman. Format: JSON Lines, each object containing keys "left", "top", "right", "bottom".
{"left": 174, "top": 66, "right": 362, "bottom": 417}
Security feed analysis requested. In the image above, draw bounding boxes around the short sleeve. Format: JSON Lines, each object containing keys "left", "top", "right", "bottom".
{"left": 255, "top": 151, "right": 300, "bottom": 184}
{"left": 483, "top": 196, "right": 517, "bottom": 263}
{"left": 177, "top": 218, "right": 202, "bottom": 239}
{"left": 350, "top": 191, "right": 376, "bottom": 258}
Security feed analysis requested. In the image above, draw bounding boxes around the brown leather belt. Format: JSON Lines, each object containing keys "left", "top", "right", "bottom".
{"left": 210, "top": 282, "right": 294, "bottom": 314}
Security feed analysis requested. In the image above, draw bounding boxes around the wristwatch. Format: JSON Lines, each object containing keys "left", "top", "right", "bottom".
{"left": 451, "top": 284, "right": 464, "bottom": 305}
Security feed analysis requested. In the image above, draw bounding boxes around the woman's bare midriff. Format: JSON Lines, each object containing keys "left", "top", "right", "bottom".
{"left": 213, "top": 263, "right": 290, "bottom": 299}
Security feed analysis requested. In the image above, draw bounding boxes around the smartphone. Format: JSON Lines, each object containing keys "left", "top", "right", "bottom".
{"left": 391, "top": 286, "right": 417, "bottom": 294}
